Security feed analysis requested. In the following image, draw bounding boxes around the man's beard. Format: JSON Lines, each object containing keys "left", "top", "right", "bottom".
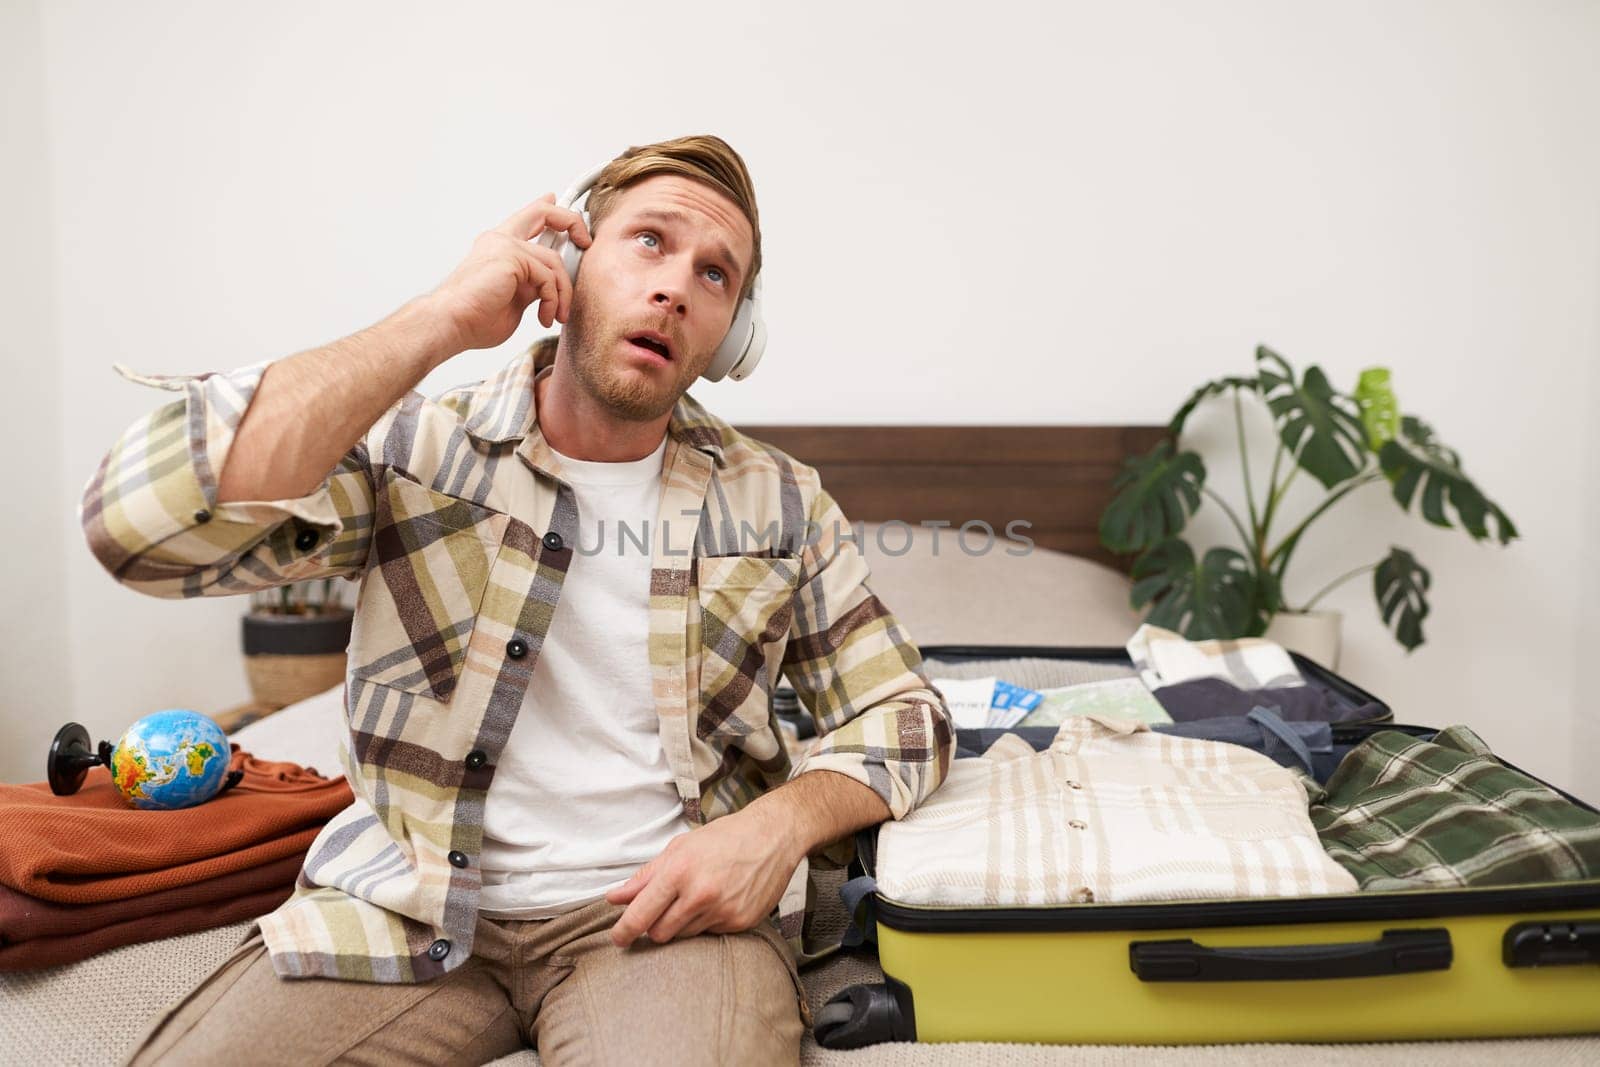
{"left": 562, "top": 289, "right": 698, "bottom": 422}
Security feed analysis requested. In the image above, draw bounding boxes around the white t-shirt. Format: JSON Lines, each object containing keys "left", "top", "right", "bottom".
{"left": 477, "top": 434, "right": 695, "bottom": 918}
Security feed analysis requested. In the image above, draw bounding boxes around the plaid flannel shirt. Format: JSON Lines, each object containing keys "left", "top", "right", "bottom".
{"left": 79, "top": 341, "right": 954, "bottom": 995}
{"left": 1309, "top": 725, "right": 1600, "bottom": 890}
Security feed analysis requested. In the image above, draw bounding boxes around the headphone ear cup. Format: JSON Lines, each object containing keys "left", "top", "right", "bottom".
{"left": 702, "top": 273, "right": 765, "bottom": 382}
{"left": 725, "top": 311, "right": 766, "bottom": 381}
{"left": 561, "top": 238, "right": 583, "bottom": 284}
{"left": 702, "top": 296, "right": 754, "bottom": 382}
{"left": 561, "top": 207, "right": 588, "bottom": 283}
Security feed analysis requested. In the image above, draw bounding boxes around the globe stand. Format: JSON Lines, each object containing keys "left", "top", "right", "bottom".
{"left": 47, "top": 722, "right": 112, "bottom": 796}
{"left": 47, "top": 721, "right": 244, "bottom": 799}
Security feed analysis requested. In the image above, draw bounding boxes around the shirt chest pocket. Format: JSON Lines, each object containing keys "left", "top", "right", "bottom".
{"left": 693, "top": 553, "right": 802, "bottom": 742}
{"left": 346, "top": 468, "right": 506, "bottom": 704}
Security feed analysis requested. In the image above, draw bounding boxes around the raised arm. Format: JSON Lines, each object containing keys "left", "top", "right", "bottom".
{"left": 78, "top": 296, "right": 455, "bottom": 598}
{"left": 80, "top": 191, "right": 593, "bottom": 598}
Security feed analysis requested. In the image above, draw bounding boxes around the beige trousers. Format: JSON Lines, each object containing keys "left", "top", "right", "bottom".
{"left": 120, "top": 897, "right": 807, "bottom": 1066}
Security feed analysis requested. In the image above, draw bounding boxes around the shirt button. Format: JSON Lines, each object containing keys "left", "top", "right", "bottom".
{"left": 464, "top": 749, "right": 486, "bottom": 770}
{"left": 542, "top": 531, "right": 564, "bottom": 552}
{"left": 506, "top": 638, "right": 528, "bottom": 659}
{"left": 293, "top": 527, "right": 319, "bottom": 551}
{"left": 1066, "top": 780, "right": 1083, "bottom": 790}
{"left": 427, "top": 938, "right": 451, "bottom": 961}
{"left": 448, "top": 850, "right": 468, "bottom": 869}
{"left": 193, "top": 508, "right": 212, "bottom": 524}
{"left": 1068, "top": 819, "right": 1088, "bottom": 830}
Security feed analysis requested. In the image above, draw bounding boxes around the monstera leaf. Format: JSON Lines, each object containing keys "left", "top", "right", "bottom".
{"left": 1378, "top": 416, "right": 1518, "bottom": 545}
{"left": 1256, "top": 346, "right": 1370, "bottom": 489}
{"left": 1354, "top": 367, "right": 1400, "bottom": 450}
{"left": 1167, "top": 375, "right": 1261, "bottom": 438}
{"left": 1374, "top": 546, "right": 1432, "bottom": 651}
{"left": 1130, "top": 539, "right": 1278, "bottom": 639}
{"left": 1099, "top": 440, "right": 1206, "bottom": 554}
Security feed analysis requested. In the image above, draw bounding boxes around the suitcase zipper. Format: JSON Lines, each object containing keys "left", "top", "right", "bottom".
{"left": 869, "top": 880, "right": 1600, "bottom": 934}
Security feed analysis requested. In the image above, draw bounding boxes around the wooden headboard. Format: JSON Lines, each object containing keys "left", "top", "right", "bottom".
{"left": 733, "top": 425, "right": 1168, "bottom": 573}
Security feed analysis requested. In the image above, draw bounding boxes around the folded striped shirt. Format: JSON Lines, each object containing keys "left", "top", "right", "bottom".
{"left": 876, "top": 716, "right": 1357, "bottom": 907}
{"left": 1127, "top": 623, "right": 1304, "bottom": 691}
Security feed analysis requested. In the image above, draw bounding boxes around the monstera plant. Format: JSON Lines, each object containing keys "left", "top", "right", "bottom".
{"left": 1098, "top": 345, "right": 1518, "bottom": 651}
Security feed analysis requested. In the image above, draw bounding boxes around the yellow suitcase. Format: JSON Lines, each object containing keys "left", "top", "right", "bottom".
{"left": 814, "top": 645, "right": 1600, "bottom": 1048}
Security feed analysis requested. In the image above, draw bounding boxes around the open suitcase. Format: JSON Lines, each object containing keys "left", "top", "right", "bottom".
{"left": 812, "top": 645, "right": 1600, "bottom": 1048}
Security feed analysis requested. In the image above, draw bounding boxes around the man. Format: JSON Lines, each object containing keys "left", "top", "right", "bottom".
{"left": 83, "top": 134, "right": 953, "bottom": 1065}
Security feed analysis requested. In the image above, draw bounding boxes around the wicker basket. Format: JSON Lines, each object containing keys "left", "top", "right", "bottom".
{"left": 242, "top": 611, "right": 354, "bottom": 709}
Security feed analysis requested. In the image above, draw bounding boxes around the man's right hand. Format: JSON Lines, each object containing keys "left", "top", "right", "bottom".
{"left": 425, "top": 193, "right": 594, "bottom": 354}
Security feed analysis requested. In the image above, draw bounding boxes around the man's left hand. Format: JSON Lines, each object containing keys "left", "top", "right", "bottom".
{"left": 605, "top": 805, "right": 799, "bottom": 946}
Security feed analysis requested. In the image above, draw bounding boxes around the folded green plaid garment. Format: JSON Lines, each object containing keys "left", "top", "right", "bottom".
{"left": 1308, "top": 725, "right": 1600, "bottom": 890}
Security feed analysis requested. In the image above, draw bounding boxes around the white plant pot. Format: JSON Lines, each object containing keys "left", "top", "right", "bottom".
{"left": 1264, "top": 609, "right": 1343, "bottom": 670}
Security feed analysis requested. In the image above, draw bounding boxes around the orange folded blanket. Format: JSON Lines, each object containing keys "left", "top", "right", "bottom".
{"left": 0, "top": 743, "right": 352, "bottom": 904}
{"left": 0, "top": 851, "right": 306, "bottom": 945}
{"left": 0, "top": 883, "right": 293, "bottom": 971}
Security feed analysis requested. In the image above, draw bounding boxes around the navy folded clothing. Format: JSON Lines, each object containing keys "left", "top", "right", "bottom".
{"left": 1153, "top": 676, "right": 1382, "bottom": 725}
{"left": 1158, "top": 713, "right": 1337, "bottom": 779}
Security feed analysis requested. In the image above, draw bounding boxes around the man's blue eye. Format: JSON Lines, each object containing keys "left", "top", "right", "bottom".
{"left": 637, "top": 230, "right": 725, "bottom": 286}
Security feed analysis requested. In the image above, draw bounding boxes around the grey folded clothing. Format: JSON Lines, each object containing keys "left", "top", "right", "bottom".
{"left": 1153, "top": 676, "right": 1382, "bottom": 725}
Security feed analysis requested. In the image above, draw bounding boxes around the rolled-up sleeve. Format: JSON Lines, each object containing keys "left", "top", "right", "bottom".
{"left": 781, "top": 485, "right": 954, "bottom": 822}
{"left": 79, "top": 360, "right": 375, "bottom": 598}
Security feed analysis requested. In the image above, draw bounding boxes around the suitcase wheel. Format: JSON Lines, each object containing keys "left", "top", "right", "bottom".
{"left": 813, "top": 979, "right": 915, "bottom": 1048}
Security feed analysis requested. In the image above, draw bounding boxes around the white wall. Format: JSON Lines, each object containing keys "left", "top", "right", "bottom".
{"left": 1579, "top": 274, "right": 1600, "bottom": 797}
{"left": 1, "top": 0, "right": 73, "bottom": 786}
{"left": 5, "top": 0, "right": 1597, "bottom": 797}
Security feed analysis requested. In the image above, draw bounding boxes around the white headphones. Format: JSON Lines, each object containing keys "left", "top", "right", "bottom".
{"left": 535, "top": 160, "right": 766, "bottom": 382}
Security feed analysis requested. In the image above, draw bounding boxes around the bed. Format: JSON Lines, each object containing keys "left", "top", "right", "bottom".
{"left": 4, "top": 422, "right": 1594, "bottom": 1065}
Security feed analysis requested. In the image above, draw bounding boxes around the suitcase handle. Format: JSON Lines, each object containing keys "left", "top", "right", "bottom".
{"left": 1129, "top": 928, "right": 1452, "bottom": 982}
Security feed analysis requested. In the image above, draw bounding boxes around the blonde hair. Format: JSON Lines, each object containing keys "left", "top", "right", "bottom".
{"left": 583, "top": 134, "right": 762, "bottom": 304}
